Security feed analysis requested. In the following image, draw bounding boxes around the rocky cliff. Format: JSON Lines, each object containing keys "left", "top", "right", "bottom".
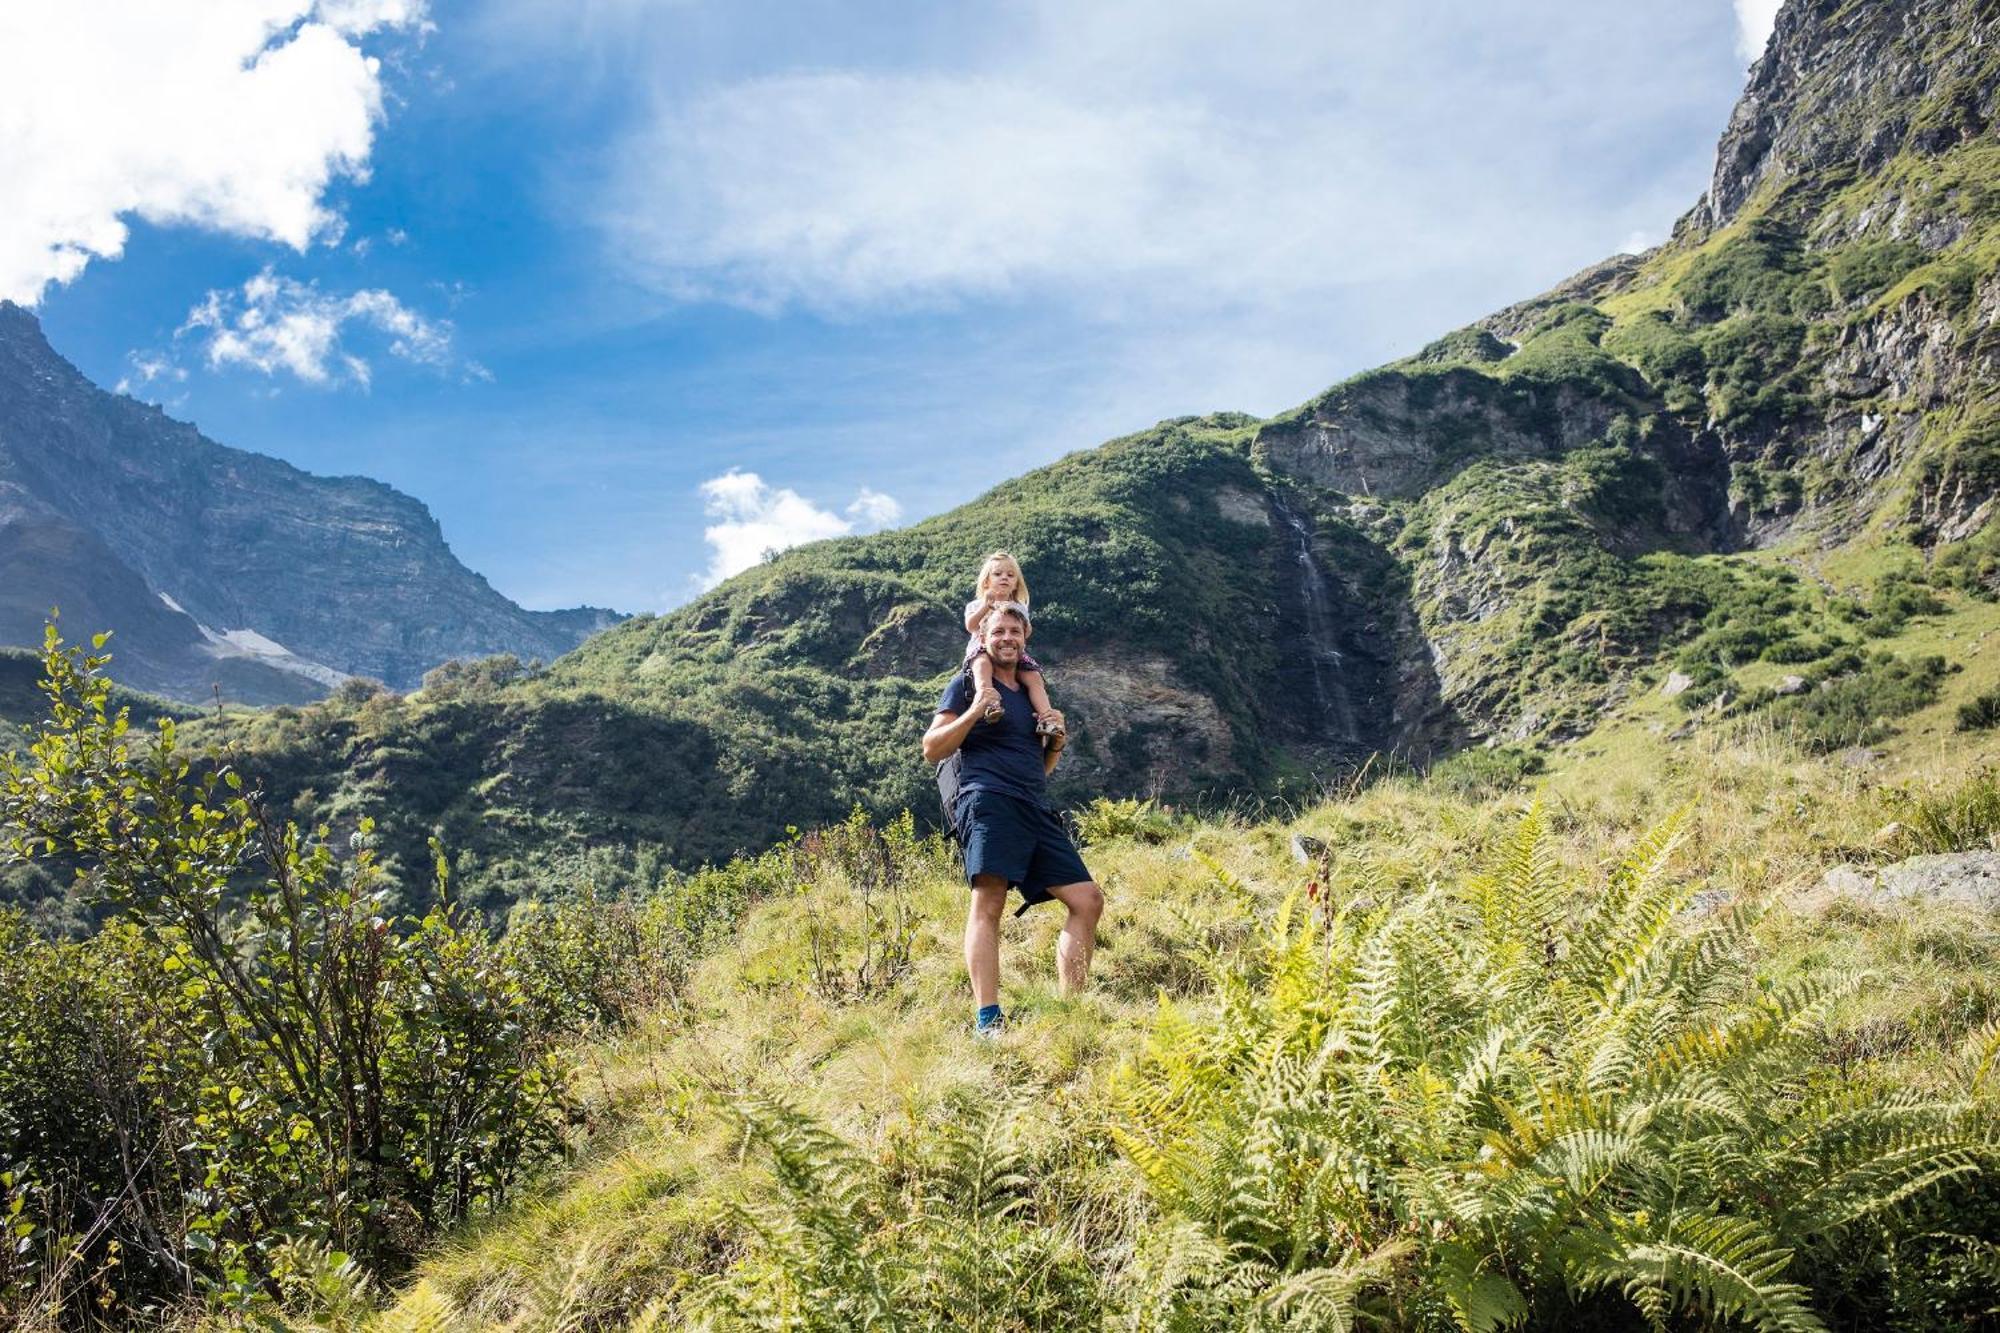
{"left": 0, "top": 303, "right": 622, "bottom": 702}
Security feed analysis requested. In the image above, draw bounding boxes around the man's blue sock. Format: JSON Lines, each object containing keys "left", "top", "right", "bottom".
{"left": 975, "top": 1003, "right": 1003, "bottom": 1029}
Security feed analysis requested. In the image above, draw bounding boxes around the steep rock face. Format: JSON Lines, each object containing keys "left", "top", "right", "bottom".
{"left": 0, "top": 304, "right": 622, "bottom": 700}
{"left": 1236, "top": 0, "right": 1999, "bottom": 742}
{"left": 1695, "top": 0, "right": 1998, "bottom": 232}
{"left": 1255, "top": 368, "right": 1624, "bottom": 500}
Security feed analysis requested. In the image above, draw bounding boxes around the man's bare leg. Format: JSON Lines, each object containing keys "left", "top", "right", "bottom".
{"left": 1044, "top": 880, "right": 1104, "bottom": 996}
{"left": 965, "top": 877, "right": 1009, "bottom": 1009}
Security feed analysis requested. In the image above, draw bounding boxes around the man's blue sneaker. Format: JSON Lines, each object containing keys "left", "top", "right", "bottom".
{"left": 974, "top": 1005, "right": 1005, "bottom": 1039}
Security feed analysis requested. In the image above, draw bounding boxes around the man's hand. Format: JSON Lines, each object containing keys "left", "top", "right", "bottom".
{"left": 1040, "top": 709, "right": 1068, "bottom": 774}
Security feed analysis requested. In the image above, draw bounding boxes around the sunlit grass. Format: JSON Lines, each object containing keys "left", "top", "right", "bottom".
{"left": 309, "top": 684, "right": 2000, "bottom": 1331}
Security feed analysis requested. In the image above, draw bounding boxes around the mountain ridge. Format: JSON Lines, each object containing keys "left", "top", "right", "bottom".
{"left": 0, "top": 300, "right": 623, "bottom": 703}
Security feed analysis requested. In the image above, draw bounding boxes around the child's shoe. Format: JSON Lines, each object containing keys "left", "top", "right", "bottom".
{"left": 1035, "top": 713, "right": 1066, "bottom": 744}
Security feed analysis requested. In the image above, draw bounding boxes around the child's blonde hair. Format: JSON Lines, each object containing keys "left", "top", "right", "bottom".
{"left": 976, "top": 550, "right": 1030, "bottom": 605}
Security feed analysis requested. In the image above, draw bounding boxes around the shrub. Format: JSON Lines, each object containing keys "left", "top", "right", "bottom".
{"left": 786, "top": 808, "right": 941, "bottom": 1003}
{"left": 1961, "top": 689, "right": 2000, "bottom": 733}
{"left": 1827, "top": 239, "right": 1927, "bottom": 304}
{"left": 1697, "top": 312, "right": 1812, "bottom": 426}
{"left": 685, "top": 1090, "right": 1105, "bottom": 1327}
{"left": 419, "top": 652, "right": 536, "bottom": 699}
{"left": 1424, "top": 744, "right": 1546, "bottom": 798}
{"left": 1073, "top": 796, "right": 1182, "bottom": 846}
{"left": 1677, "top": 219, "right": 1813, "bottom": 320}
{"left": 1603, "top": 312, "right": 1705, "bottom": 409}
{"left": 1838, "top": 569, "right": 1947, "bottom": 637}
{"left": 1932, "top": 522, "right": 2000, "bottom": 600}
{"left": 0, "top": 628, "right": 576, "bottom": 1318}
{"left": 1767, "top": 652, "right": 1950, "bottom": 753}
{"left": 1109, "top": 809, "right": 2000, "bottom": 1330}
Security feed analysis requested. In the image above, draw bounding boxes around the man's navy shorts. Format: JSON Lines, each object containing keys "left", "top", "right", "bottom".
{"left": 955, "top": 789, "right": 1092, "bottom": 910}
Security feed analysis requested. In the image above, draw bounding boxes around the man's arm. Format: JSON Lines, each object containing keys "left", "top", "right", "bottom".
{"left": 1041, "top": 709, "right": 1067, "bottom": 774}
{"left": 923, "top": 702, "right": 987, "bottom": 764}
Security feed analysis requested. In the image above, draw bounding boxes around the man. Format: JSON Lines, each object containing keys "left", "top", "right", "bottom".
{"left": 922, "top": 601, "right": 1104, "bottom": 1036}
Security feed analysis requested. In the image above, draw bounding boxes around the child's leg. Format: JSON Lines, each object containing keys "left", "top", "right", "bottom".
{"left": 970, "top": 652, "right": 1001, "bottom": 719}
{"left": 1023, "top": 668, "right": 1056, "bottom": 721}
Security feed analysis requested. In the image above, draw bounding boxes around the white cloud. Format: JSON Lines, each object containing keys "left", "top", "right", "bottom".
{"left": 594, "top": 2, "right": 1739, "bottom": 320}
{"left": 1732, "top": 0, "right": 1781, "bottom": 60}
{"left": 605, "top": 71, "right": 1382, "bottom": 312}
{"left": 846, "top": 488, "right": 903, "bottom": 527}
{"left": 697, "top": 470, "right": 902, "bottom": 588}
{"left": 113, "top": 350, "right": 189, "bottom": 396}
{"left": 0, "top": 1, "right": 426, "bottom": 305}
{"left": 179, "top": 266, "right": 470, "bottom": 387}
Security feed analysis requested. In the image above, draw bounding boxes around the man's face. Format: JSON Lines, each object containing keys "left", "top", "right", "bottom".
{"left": 982, "top": 612, "right": 1026, "bottom": 664}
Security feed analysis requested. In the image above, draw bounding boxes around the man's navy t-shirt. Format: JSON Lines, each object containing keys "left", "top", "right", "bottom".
{"left": 938, "top": 673, "right": 1048, "bottom": 807}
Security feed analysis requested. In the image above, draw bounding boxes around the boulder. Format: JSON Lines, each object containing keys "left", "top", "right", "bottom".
{"left": 1817, "top": 851, "right": 2000, "bottom": 913}
{"left": 1661, "top": 671, "right": 1695, "bottom": 698}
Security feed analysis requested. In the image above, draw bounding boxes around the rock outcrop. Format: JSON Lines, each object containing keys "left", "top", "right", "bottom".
{"left": 1820, "top": 851, "right": 2000, "bottom": 913}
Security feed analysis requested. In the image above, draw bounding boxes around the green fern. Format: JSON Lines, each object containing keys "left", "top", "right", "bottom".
{"left": 1110, "top": 810, "right": 2000, "bottom": 1330}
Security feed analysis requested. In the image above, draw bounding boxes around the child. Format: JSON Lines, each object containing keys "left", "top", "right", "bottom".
{"left": 964, "top": 550, "right": 1061, "bottom": 735}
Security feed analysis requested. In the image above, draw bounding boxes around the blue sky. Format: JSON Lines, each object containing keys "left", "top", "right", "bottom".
{"left": 10, "top": 1, "right": 1776, "bottom": 613}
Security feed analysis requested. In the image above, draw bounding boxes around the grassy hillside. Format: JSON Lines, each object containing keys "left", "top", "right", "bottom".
{"left": 171, "top": 420, "right": 1391, "bottom": 921}
{"left": 318, "top": 586, "right": 2000, "bottom": 1331}
{"left": 7, "top": 566, "right": 1997, "bottom": 1330}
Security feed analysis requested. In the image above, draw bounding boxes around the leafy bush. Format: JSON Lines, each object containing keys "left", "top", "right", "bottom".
{"left": 1406, "top": 326, "right": 1513, "bottom": 367}
{"left": 1961, "top": 688, "right": 2000, "bottom": 733}
{"left": 1602, "top": 312, "right": 1705, "bottom": 412}
{"left": 786, "top": 808, "right": 943, "bottom": 1003}
{"left": 1922, "top": 406, "right": 2000, "bottom": 508}
{"left": 1839, "top": 569, "right": 1947, "bottom": 637}
{"left": 1932, "top": 522, "right": 2000, "bottom": 600}
{"left": 1109, "top": 809, "right": 2000, "bottom": 1330}
{"left": 1424, "top": 744, "right": 1546, "bottom": 798}
{"left": 419, "top": 652, "right": 538, "bottom": 699}
{"left": 1828, "top": 239, "right": 1927, "bottom": 304}
{"left": 0, "top": 629, "right": 578, "bottom": 1319}
{"left": 1766, "top": 652, "right": 1950, "bottom": 753}
{"left": 1696, "top": 312, "right": 1813, "bottom": 427}
{"left": 1073, "top": 796, "right": 1182, "bottom": 846}
{"left": 1678, "top": 220, "right": 1816, "bottom": 320}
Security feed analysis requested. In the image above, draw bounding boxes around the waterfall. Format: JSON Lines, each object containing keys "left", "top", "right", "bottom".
{"left": 1273, "top": 498, "right": 1359, "bottom": 745}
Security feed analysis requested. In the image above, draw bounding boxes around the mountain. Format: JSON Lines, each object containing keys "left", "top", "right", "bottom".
{"left": 0, "top": 302, "right": 622, "bottom": 704}
{"left": 22, "top": 0, "right": 1996, "bottom": 917}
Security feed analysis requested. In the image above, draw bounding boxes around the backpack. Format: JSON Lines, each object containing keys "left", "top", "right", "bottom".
{"left": 935, "top": 749, "right": 965, "bottom": 840}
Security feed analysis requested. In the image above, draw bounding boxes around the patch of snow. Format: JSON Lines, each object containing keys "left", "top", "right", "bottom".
{"left": 157, "top": 591, "right": 187, "bottom": 615}
{"left": 217, "top": 628, "right": 293, "bottom": 659}
{"left": 193, "top": 621, "right": 351, "bottom": 690}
